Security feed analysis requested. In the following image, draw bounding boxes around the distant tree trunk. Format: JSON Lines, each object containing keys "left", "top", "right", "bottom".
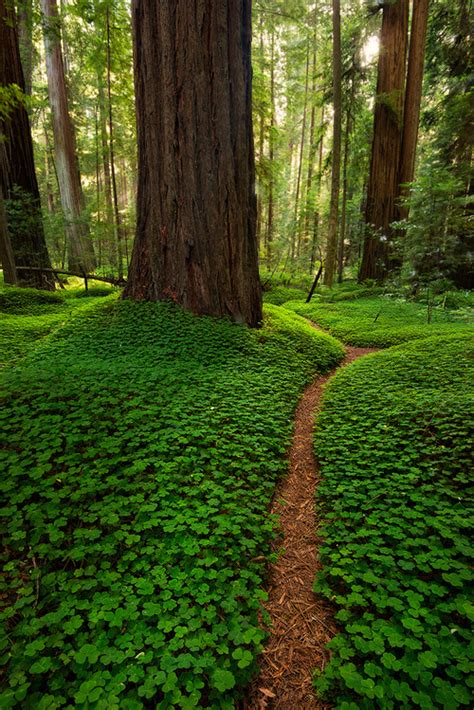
{"left": 359, "top": 0, "right": 409, "bottom": 282}
{"left": 396, "top": 0, "right": 429, "bottom": 223}
{"left": 266, "top": 29, "right": 276, "bottom": 263}
{"left": 338, "top": 109, "right": 351, "bottom": 283}
{"left": 294, "top": 43, "right": 310, "bottom": 258}
{"left": 310, "top": 105, "right": 325, "bottom": 273}
{"left": 40, "top": 0, "right": 96, "bottom": 273}
{"left": 124, "top": 1, "right": 262, "bottom": 327}
{"left": 17, "top": 0, "right": 34, "bottom": 96}
{"left": 256, "top": 22, "right": 265, "bottom": 253}
{"left": 304, "top": 11, "right": 318, "bottom": 244}
{"left": 105, "top": 5, "right": 124, "bottom": 280}
{"left": 323, "top": 0, "right": 342, "bottom": 287}
{"left": 0, "top": 0, "right": 54, "bottom": 289}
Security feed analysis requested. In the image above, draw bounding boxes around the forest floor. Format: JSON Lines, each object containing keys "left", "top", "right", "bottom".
{"left": 244, "top": 343, "right": 377, "bottom": 709}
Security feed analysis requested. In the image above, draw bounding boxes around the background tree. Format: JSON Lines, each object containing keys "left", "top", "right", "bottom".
{"left": 323, "top": 0, "right": 342, "bottom": 286}
{"left": 40, "top": 0, "right": 95, "bottom": 273}
{"left": 124, "top": 1, "right": 262, "bottom": 326}
{"left": 0, "top": 0, "right": 54, "bottom": 289}
{"left": 359, "top": 0, "right": 409, "bottom": 282}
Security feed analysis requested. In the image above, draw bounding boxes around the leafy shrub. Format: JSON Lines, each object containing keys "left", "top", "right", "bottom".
{"left": 285, "top": 296, "right": 472, "bottom": 347}
{"left": 313, "top": 334, "right": 474, "bottom": 708}
{"left": 0, "top": 301, "right": 343, "bottom": 708}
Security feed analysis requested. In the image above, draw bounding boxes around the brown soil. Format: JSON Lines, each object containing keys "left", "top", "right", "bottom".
{"left": 242, "top": 345, "right": 378, "bottom": 710}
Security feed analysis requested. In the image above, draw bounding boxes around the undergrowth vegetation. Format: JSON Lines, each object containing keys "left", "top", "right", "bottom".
{"left": 0, "top": 299, "right": 343, "bottom": 708}
{"left": 313, "top": 334, "right": 474, "bottom": 708}
{"left": 285, "top": 296, "right": 472, "bottom": 347}
{"left": 0, "top": 285, "right": 118, "bottom": 366}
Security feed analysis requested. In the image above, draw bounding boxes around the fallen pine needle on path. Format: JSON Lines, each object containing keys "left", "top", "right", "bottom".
{"left": 243, "top": 343, "right": 377, "bottom": 709}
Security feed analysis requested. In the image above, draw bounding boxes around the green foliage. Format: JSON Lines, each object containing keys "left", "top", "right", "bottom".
{"left": 0, "top": 299, "right": 343, "bottom": 708}
{"left": 313, "top": 334, "right": 474, "bottom": 708}
{"left": 262, "top": 286, "right": 306, "bottom": 305}
{"left": 285, "top": 296, "right": 473, "bottom": 347}
{"left": 0, "top": 287, "right": 117, "bottom": 366}
{"left": 0, "top": 286, "right": 65, "bottom": 314}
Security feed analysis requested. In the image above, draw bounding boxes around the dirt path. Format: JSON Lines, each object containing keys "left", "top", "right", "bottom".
{"left": 243, "top": 345, "right": 377, "bottom": 709}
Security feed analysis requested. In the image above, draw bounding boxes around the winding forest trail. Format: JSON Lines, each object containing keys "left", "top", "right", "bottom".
{"left": 243, "top": 343, "right": 377, "bottom": 709}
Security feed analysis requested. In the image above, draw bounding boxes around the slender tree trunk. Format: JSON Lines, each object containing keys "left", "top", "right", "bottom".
{"left": 256, "top": 22, "right": 265, "bottom": 254}
{"left": 359, "top": 0, "right": 409, "bottom": 282}
{"left": 323, "top": 0, "right": 342, "bottom": 287}
{"left": 338, "top": 109, "right": 351, "bottom": 283}
{"left": 106, "top": 5, "right": 124, "bottom": 280}
{"left": 310, "top": 106, "right": 325, "bottom": 273}
{"left": 396, "top": 0, "right": 429, "bottom": 223}
{"left": 304, "top": 11, "right": 318, "bottom": 244}
{"left": 0, "top": 0, "right": 54, "bottom": 289}
{"left": 124, "top": 1, "right": 262, "bottom": 326}
{"left": 266, "top": 29, "right": 276, "bottom": 263}
{"left": 338, "top": 71, "right": 356, "bottom": 283}
{"left": 40, "top": 0, "right": 96, "bottom": 273}
{"left": 16, "top": 0, "right": 34, "bottom": 96}
{"left": 295, "top": 42, "right": 310, "bottom": 258}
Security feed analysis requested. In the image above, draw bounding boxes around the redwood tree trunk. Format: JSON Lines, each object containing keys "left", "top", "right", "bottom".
{"left": 396, "top": 0, "right": 429, "bottom": 222}
{"left": 125, "top": 1, "right": 262, "bottom": 326}
{"left": 358, "top": 0, "right": 409, "bottom": 282}
{"left": 323, "top": 0, "right": 342, "bottom": 287}
{"left": 0, "top": 0, "right": 54, "bottom": 289}
{"left": 40, "top": 0, "right": 96, "bottom": 273}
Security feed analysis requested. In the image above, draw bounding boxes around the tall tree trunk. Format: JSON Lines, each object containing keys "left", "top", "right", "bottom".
{"left": 323, "top": 0, "right": 342, "bottom": 287}
{"left": 266, "top": 29, "right": 276, "bottom": 263}
{"left": 396, "top": 0, "right": 429, "bottom": 223}
{"left": 338, "top": 109, "right": 351, "bottom": 283}
{"left": 124, "top": 1, "right": 262, "bottom": 327}
{"left": 304, "top": 10, "right": 318, "bottom": 245}
{"left": 310, "top": 105, "right": 325, "bottom": 273}
{"left": 256, "top": 21, "right": 265, "bottom": 254}
{"left": 294, "top": 42, "right": 310, "bottom": 258}
{"left": 16, "top": 0, "right": 34, "bottom": 96}
{"left": 0, "top": 0, "right": 54, "bottom": 289}
{"left": 358, "top": 0, "right": 409, "bottom": 282}
{"left": 40, "top": 0, "right": 96, "bottom": 273}
{"left": 106, "top": 5, "right": 124, "bottom": 280}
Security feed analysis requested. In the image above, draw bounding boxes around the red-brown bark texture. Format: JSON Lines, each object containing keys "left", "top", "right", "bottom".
{"left": 0, "top": 0, "right": 54, "bottom": 289}
{"left": 359, "top": 0, "right": 409, "bottom": 282}
{"left": 125, "top": 1, "right": 262, "bottom": 327}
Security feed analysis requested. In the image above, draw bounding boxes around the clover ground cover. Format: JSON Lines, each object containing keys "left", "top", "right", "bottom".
{"left": 0, "top": 299, "right": 343, "bottom": 708}
{"left": 313, "top": 334, "right": 474, "bottom": 708}
{"left": 284, "top": 296, "right": 473, "bottom": 347}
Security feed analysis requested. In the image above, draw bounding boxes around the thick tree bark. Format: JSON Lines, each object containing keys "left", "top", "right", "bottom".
{"left": 40, "top": 0, "right": 96, "bottom": 273}
{"left": 359, "top": 0, "right": 409, "bottom": 282}
{"left": 125, "top": 1, "right": 262, "bottom": 326}
{"left": 323, "top": 0, "right": 342, "bottom": 287}
{"left": 0, "top": 0, "right": 54, "bottom": 289}
{"left": 396, "top": 0, "right": 429, "bottom": 223}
